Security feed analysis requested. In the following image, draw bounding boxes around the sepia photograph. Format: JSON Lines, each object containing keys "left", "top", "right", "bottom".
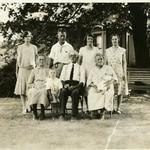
{"left": 0, "top": 2, "right": 150, "bottom": 149}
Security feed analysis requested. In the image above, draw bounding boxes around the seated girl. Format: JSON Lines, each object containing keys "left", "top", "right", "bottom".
{"left": 27, "top": 55, "right": 49, "bottom": 120}
{"left": 46, "top": 69, "right": 63, "bottom": 119}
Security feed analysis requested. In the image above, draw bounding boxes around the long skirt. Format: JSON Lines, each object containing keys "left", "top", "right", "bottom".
{"left": 14, "top": 68, "right": 32, "bottom": 96}
{"left": 27, "top": 88, "right": 49, "bottom": 108}
{"left": 88, "top": 86, "right": 114, "bottom": 111}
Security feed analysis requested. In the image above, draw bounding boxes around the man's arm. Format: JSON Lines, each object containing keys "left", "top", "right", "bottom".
{"left": 49, "top": 58, "right": 54, "bottom": 68}
{"left": 78, "top": 55, "right": 83, "bottom": 65}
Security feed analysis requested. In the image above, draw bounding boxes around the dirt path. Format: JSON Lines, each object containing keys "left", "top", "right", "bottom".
{"left": 0, "top": 96, "right": 150, "bottom": 150}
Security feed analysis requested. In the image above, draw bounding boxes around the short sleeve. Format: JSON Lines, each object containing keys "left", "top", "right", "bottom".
{"left": 70, "top": 44, "right": 74, "bottom": 51}
{"left": 48, "top": 45, "right": 55, "bottom": 59}
{"left": 79, "top": 47, "right": 83, "bottom": 56}
{"left": 68, "top": 44, "right": 74, "bottom": 55}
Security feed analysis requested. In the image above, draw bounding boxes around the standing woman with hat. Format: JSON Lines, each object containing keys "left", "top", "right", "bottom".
{"left": 14, "top": 31, "right": 38, "bottom": 114}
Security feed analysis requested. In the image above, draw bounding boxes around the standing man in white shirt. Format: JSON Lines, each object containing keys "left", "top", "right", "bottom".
{"left": 49, "top": 28, "right": 74, "bottom": 77}
{"left": 59, "top": 51, "right": 85, "bottom": 120}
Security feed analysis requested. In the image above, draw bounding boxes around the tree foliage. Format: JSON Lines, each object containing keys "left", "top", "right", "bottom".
{"left": 0, "top": 3, "right": 133, "bottom": 52}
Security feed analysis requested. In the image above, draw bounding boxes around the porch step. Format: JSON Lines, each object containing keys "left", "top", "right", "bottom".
{"left": 127, "top": 68, "right": 150, "bottom": 91}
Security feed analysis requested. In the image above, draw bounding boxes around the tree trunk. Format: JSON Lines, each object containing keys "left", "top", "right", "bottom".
{"left": 129, "top": 3, "right": 149, "bottom": 67}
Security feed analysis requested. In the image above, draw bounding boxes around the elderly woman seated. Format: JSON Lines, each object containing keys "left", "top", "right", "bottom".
{"left": 87, "top": 53, "right": 118, "bottom": 120}
{"left": 27, "top": 54, "right": 49, "bottom": 120}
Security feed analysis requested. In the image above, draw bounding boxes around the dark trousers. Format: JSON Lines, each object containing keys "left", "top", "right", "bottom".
{"left": 60, "top": 87, "right": 80, "bottom": 117}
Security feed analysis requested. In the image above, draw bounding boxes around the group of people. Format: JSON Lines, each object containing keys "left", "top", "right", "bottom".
{"left": 14, "top": 28, "right": 128, "bottom": 121}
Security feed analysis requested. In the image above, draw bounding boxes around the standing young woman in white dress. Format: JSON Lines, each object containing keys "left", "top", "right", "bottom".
{"left": 14, "top": 31, "right": 38, "bottom": 114}
{"left": 79, "top": 34, "right": 99, "bottom": 80}
{"left": 78, "top": 34, "right": 99, "bottom": 110}
{"left": 105, "top": 34, "right": 128, "bottom": 114}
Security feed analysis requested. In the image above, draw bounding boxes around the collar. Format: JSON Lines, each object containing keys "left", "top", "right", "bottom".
{"left": 57, "top": 41, "right": 68, "bottom": 47}
{"left": 70, "top": 62, "right": 77, "bottom": 65}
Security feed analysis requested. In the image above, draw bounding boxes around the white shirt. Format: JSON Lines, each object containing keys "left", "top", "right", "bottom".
{"left": 46, "top": 77, "right": 62, "bottom": 94}
{"left": 60, "top": 63, "right": 85, "bottom": 84}
{"left": 49, "top": 41, "right": 74, "bottom": 64}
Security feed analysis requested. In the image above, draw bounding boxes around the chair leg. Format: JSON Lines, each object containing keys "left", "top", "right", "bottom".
{"left": 110, "top": 111, "right": 112, "bottom": 118}
{"left": 80, "top": 97, "right": 84, "bottom": 114}
{"left": 84, "top": 96, "right": 88, "bottom": 111}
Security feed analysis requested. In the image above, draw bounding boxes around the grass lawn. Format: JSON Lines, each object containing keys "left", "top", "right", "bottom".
{"left": 0, "top": 95, "right": 150, "bottom": 150}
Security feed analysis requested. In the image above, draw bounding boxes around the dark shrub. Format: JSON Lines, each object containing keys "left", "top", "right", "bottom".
{"left": 0, "top": 59, "right": 17, "bottom": 97}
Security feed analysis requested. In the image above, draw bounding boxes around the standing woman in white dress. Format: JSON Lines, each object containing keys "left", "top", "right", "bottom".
{"left": 79, "top": 34, "right": 99, "bottom": 80}
{"left": 105, "top": 34, "right": 128, "bottom": 114}
{"left": 14, "top": 31, "right": 38, "bottom": 114}
{"left": 78, "top": 34, "right": 99, "bottom": 110}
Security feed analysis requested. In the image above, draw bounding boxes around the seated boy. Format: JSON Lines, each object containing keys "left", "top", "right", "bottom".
{"left": 46, "top": 69, "right": 63, "bottom": 119}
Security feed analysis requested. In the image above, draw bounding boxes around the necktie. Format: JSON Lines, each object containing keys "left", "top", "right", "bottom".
{"left": 70, "top": 64, "right": 74, "bottom": 81}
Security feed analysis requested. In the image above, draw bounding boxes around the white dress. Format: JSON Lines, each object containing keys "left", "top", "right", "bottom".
{"left": 79, "top": 46, "right": 99, "bottom": 80}
{"left": 87, "top": 65, "right": 118, "bottom": 111}
{"left": 27, "top": 67, "right": 49, "bottom": 107}
{"left": 14, "top": 43, "right": 37, "bottom": 95}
